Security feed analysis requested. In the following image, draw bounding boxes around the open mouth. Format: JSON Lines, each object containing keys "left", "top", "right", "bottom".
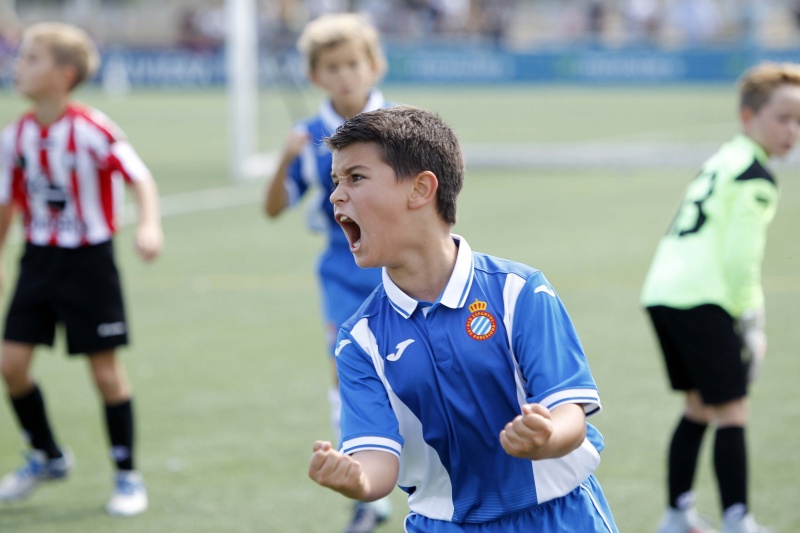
{"left": 336, "top": 214, "right": 362, "bottom": 252}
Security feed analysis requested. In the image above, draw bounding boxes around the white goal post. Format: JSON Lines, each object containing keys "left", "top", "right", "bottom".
{"left": 226, "top": 0, "right": 259, "bottom": 182}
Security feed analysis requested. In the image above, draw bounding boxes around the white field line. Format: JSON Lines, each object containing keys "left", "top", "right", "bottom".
{"left": 584, "top": 120, "right": 737, "bottom": 143}
{"left": 122, "top": 180, "right": 265, "bottom": 224}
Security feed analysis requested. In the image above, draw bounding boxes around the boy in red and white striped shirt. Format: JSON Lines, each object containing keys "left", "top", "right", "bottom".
{"left": 0, "top": 22, "right": 162, "bottom": 516}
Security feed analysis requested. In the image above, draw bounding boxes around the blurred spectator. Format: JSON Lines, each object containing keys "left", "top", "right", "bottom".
{"left": 432, "top": 0, "right": 471, "bottom": 35}
{"left": 587, "top": 0, "right": 606, "bottom": 43}
{"left": 666, "top": 0, "right": 723, "bottom": 45}
{"left": 622, "top": 0, "right": 661, "bottom": 45}
{"left": 260, "top": 0, "right": 307, "bottom": 56}
{"left": 795, "top": 0, "right": 800, "bottom": 29}
{"left": 10, "top": 0, "right": 796, "bottom": 52}
{"left": 559, "top": 0, "right": 588, "bottom": 43}
{"left": 306, "top": 0, "right": 350, "bottom": 19}
{"left": 178, "top": 0, "right": 225, "bottom": 52}
{"left": 0, "top": 13, "right": 21, "bottom": 87}
{"left": 470, "top": 0, "right": 516, "bottom": 46}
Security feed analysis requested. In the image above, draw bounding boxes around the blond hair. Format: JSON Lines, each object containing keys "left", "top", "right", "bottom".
{"left": 296, "top": 13, "right": 386, "bottom": 78}
{"left": 739, "top": 61, "right": 800, "bottom": 112}
{"left": 23, "top": 22, "right": 100, "bottom": 89}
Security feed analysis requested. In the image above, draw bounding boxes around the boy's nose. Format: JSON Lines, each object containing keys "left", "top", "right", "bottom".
{"left": 329, "top": 185, "right": 345, "bottom": 204}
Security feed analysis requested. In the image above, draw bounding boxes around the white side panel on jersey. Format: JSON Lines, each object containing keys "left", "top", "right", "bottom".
{"left": 300, "top": 141, "right": 328, "bottom": 233}
{"left": 350, "top": 318, "right": 456, "bottom": 521}
{"left": 502, "top": 272, "right": 602, "bottom": 504}
{"left": 502, "top": 273, "right": 529, "bottom": 408}
{"left": 532, "top": 439, "right": 601, "bottom": 504}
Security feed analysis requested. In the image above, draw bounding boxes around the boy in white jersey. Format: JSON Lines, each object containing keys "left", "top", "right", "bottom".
{"left": 307, "top": 106, "right": 618, "bottom": 532}
{"left": 642, "top": 62, "right": 800, "bottom": 533}
{"left": 263, "top": 13, "right": 392, "bottom": 532}
{"left": 0, "top": 22, "right": 162, "bottom": 516}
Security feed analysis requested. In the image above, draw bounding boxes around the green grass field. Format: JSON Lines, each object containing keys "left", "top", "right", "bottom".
{"left": 0, "top": 85, "right": 798, "bottom": 532}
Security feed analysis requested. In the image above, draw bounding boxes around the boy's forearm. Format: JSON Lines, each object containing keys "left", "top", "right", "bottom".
{"left": 263, "top": 161, "right": 292, "bottom": 218}
{"left": 346, "top": 450, "right": 399, "bottom": 502}
{"left": 131, "top": 177, "right": 161, "bottom": 228}
{"left": 0, "top": 203, "right": 15, "bottom": 256}
{"left": 544, "top": 403, "right": 587, "bottom": 459}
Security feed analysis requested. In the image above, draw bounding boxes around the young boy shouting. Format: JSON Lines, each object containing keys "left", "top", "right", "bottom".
{"left": 0, "top": 22, "right": 162, "bottom": 516}
{"left": 308, "top": 106, "right": 618, "bottom": 532}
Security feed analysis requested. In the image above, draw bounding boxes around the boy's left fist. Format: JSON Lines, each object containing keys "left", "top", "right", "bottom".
{"left": 500, "top": 403, "right": 554, "bottom": 460}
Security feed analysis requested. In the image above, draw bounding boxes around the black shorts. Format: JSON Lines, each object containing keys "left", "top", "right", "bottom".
{"left": 3, "top": 241, "right": 129, "bottom": 355}
{"left": 646, "top": 304, "right": 746, "bottom": 405}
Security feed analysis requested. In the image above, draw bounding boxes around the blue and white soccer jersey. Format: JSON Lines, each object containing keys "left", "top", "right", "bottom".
{"left": 335, "top": 236, "right": 617, "bottom": 531}
{"left": 283, "top": 90, "right": 387, "bottom": 348}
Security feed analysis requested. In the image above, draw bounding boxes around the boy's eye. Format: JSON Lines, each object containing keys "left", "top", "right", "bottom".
{"left": 351, "top": 174, "right": 364, "bottom": 182}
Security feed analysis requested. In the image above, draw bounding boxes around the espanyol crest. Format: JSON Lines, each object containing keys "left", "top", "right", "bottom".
{"left": 465, "top": 299, "right": 496, "bottom": 341}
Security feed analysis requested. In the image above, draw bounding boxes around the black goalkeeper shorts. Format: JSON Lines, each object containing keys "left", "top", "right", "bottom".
{"left": 646, "top": 304, "right": 746, "bottom": 405}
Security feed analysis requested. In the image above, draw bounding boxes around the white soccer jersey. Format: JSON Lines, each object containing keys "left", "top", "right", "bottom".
{"left": 335, "top": 235, "right": 605, "bottom": 525}
{"left": 0, "top": 103, "right": 151, "bottom": 248}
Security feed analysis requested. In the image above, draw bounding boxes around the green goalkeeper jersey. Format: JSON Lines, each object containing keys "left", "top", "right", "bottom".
{"left": 641, "top": 134, "right": 779, "bottom": 318}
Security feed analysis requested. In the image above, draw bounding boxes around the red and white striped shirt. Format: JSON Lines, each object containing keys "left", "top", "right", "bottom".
{"left": 0, "top": 103, "right": 151, "bottom": 248}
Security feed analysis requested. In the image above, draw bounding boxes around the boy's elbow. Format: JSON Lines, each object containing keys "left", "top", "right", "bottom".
{"left": 263, "top": 194, "right": 288, "bottom": 218}
{"left": 264, "top": 202, "right": 282, "bottom": 218}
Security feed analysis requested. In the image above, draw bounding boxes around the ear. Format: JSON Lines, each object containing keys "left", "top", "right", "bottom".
{"left": 308, "top": 69, "right": 322, "bottom": 89}
{"left": 408, "top": 171, "right": 438, "bottom": 211}
{"left": 740, "top": 106, "right": 754, "bottom": 130}
{"left": 368, "top": 58, "right": 381, "bottom": 81}
{"left": 59, "top": 64, "right": 79, "bottom": 91}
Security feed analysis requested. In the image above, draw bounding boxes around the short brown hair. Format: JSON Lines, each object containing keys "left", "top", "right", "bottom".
{"left": 297, "top": 13, "right": 386, "bottom": 79}
{"left": 739, "top": 61, "right": 800, "bottom": 113}
{"left": 325, "top": 106, "right": 464, "bottom": 225}
{"left": 23, "top": 22, "right": 99, "bottom": 89}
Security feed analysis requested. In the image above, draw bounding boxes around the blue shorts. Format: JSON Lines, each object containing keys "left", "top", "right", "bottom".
{"left": 316, "top": 246, "right": 381, "bottom": 354}
{"left": 404, "top": 475, "right": 618, "bottom": 533}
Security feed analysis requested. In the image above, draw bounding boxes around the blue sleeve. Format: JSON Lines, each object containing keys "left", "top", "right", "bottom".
{"left": 335, "top": 329, "right": 404, "bottom": 457}
{"left": 284, "top": 124, "right": 310, "bottom": 206}
{"left": 510, "top": 272, "right": 601, "bottom": 416}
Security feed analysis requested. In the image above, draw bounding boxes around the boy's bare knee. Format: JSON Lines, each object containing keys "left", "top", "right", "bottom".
{"left": 711, "top": 397, "right": 748, "bottom": 427}
{"left": 683, "top": 390, "right": 713, "bottom": 423}
{"left": 88, "top": 352, "right": 130, "bottom": 402}
{"left": 0, "top": 343, "right": 35, "bottom": 394}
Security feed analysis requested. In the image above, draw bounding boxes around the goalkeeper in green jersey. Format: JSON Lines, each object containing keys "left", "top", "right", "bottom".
{"left": 642, "top": 62, "right": 800, "bottom": 533}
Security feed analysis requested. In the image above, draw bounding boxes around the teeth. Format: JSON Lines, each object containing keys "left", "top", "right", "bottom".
{"left": 340, "top": 215, "right": 350, "bottom": 222}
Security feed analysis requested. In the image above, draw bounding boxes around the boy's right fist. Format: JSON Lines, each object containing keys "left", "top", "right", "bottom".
{"left": 308, "top": 441, "right": 366, "bottom": 498}
{"left": 281, "top": 130, "right": 311, "bottom": 162}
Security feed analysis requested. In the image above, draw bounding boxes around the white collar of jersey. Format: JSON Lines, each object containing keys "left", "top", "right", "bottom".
{"left": 382, "top": 234, "right": 475, "bottom": 319}
{"left": 318, "top": 89, "right": 386, "bottom": 133}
